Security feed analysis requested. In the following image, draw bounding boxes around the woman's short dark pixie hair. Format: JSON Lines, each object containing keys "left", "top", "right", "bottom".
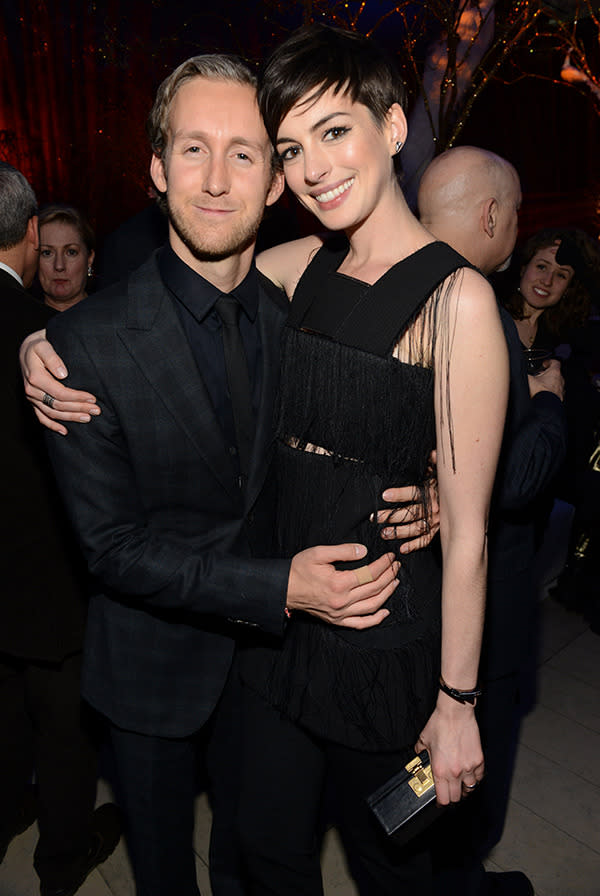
{"left": 258, "top": 23, "right": 407, "bottom": 143}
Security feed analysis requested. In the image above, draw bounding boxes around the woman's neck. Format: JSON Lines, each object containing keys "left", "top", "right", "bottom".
{"left": 515, "top": 306, "right": 544, "bottom": 347}
{"left": 522, "top": 301, "right": 544, "bottom": 324}
{"left": 44, "top": 293, "right": 86, "bottom": 312}
{"left": 340, "top": 187, "right": 432, "bottom": 284}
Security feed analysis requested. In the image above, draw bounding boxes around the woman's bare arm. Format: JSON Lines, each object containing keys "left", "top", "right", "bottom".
{"left": 19, "top": 329, "right": 100, "bottom": 435}
{"left": 415, "top": 267, "right": 509, "bottom": 805}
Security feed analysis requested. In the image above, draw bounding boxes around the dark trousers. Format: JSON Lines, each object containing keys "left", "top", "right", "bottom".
{"left": 238, "top": 684, "right": 432, "bottom": 896}
{"left": 109, "top": 663, "right": 247, "bottom": 896}
{"left": 0, "top": 651, "right": 97, "bottom": 887}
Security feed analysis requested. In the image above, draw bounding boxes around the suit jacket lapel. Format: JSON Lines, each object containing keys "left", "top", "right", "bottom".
{"left": 117, "top": 258, "right": 240, "bottom": 500}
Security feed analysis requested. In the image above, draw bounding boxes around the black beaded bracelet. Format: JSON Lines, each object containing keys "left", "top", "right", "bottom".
{"left": 439, "top": 675, "right": 482, "bottom": 705}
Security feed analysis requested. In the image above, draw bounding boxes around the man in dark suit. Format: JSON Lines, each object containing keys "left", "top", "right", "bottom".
{"left": 0, "top": 162, "right": 121, "bottom": 895}
{"left": 22, "top": 58, "right": 397, "bottom": 896}
{"left": 416, "top": 147, "right": 567, "bottom": 896}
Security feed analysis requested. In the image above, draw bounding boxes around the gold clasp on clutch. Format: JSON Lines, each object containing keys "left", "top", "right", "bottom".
{"left": 406, "top": 756, "right": 435, "bottom": 798}
{"left": 589, "top": 442, "right": 600, "bottom": 473}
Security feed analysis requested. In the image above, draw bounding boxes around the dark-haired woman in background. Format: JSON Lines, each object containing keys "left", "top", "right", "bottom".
{"left": 501, "top": 229, "right": 597, "bottom": 509}
{"left": 503, "top": 230, "right": 600, "bottom": 632}
{"left": 502, "top": 228, "right": 590, "bottom": 354}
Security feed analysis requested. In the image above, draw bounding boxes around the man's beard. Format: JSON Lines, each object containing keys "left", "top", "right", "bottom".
{"left": 166, "top": 196, "right": 261, "bottom": 263}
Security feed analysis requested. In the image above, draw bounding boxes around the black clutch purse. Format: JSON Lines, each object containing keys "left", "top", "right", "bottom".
{"left": 367, "top": 750, "right": 444, "bottom": 846}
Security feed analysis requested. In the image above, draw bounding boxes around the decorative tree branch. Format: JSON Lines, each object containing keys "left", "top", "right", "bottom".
{"left": 262, "top": 0, "right": 599, "bottom": 202}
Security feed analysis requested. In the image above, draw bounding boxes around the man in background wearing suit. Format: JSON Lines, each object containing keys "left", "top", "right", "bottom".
{"left": 0, "top": 162, "right": 121, "bottom": 896}
{"left": 416, "top": 146, "right": 566, "bottom": 896}
{"left": 21, "top": 57, "right": 398, "bottom": 896}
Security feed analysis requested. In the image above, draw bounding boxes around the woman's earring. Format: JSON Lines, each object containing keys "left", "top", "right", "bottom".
{"left": 88, "top": 265, "right": 93, "bottom": 277}
{"left": 395, "top": 140, "right": 403, "bottom": 154}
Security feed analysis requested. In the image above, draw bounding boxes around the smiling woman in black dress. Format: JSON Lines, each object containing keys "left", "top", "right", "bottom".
{"left": 237, "top": 24, "right": 510, "bottom": 895}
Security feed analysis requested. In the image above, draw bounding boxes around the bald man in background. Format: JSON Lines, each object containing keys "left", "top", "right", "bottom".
{"left": 418, "top": 146, "right": 521, "bottom": 276}
{"left": 416, "top": 147, "right": 566, "bottom": 895}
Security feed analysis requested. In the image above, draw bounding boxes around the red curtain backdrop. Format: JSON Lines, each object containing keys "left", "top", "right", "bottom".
{"left": 0, "top": 0, "right": 159, "bottom": 239}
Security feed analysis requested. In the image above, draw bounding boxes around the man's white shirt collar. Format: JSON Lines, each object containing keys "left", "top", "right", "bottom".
{"left": 0, "top": 261, "right": 23, "bottom": 286}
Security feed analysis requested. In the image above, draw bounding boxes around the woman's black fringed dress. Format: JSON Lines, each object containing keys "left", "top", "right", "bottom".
{"left": 242, "top": 236, "right": 470, "bottom": 754}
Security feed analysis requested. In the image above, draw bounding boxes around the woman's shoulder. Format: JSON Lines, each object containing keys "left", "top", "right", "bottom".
{"left": 441, "top": 263, "right": 496, "bottom": 311}
{"left": 256, "top": 233, "right": 331, "bottom": 298}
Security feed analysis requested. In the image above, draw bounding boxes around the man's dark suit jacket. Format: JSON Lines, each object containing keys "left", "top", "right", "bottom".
{"left": 2, "top": 270, "right": 87, "bottom": 661}
{"left": 45, "top": 254, "right": 290, "bottom": 738}
{"left": 482, "top": 307, "right": 567, "bottom": 679}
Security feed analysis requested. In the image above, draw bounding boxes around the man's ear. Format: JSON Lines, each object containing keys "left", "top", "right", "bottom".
{"left": 266, "top": 168, "right": 285, "bottom": 208}
{"left": 482, "top": 198, "right": 497, "bottom": 238}
{"left": 150, "top": 153, "right": 167, "bottom": 194}
{"left": 27, "top": 214, "right": 39, "bottom": 251}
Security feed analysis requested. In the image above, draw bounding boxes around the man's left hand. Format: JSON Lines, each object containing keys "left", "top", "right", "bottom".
{"left": 374, "top": 451, "right": 440, "bottom": 554}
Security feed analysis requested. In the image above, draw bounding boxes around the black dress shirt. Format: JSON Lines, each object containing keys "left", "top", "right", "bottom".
{"left": 158, "top": 245, "right": 263, "bottom": 468}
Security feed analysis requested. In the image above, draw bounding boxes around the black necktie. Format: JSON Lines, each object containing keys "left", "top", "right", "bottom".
{"left": 215, "top": 294, "right": 255, "bottom": 484}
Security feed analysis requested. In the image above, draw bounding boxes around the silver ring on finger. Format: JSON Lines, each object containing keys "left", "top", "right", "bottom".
{"left": 42, "top": 392, "right": 56, "bottom": 409}
{"left": 463, "top": 782, "right": 478, "bottom": 790}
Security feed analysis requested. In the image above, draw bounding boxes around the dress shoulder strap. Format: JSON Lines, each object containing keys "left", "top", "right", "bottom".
{"left": 287, "top": 234, "right": 349, "bottom": 328}
{"left": 337, "top": 242, "right": 473, "bottom": 357}
{"left": 288, "top": 237, "right": 473, "bottom": 358}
